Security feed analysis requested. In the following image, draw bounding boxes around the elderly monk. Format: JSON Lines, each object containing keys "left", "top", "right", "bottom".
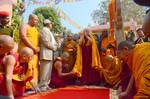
{"left": 13, "top": 47, "right": 40, "bottom": 97}
{"left": 50, "top": 52, "right": 77, "bottom": 88}
{"left": 19, "top": 14, "right": 39, "bottom": 89}
{"left": 0, "top": 35, "right": 15, "bottom": 99}
{"left": 62, "top": 34, "right": 77, "bottom": 72}
{"left": 117, "top": 41, "right": 150, "bottom": 99}
{"left": 73, "top": 29, "right": 102, "bottom": 85}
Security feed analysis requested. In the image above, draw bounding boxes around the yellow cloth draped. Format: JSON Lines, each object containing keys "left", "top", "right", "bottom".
{"left": 102, "top": 57, "right": 122, "bottom": 86}
{"left": 127, "top": 43, "right": 150, "bottom": 97}
{"left": 100, "top": 37, "right": 115, "bottom": 70}
{"left": 19, "top": 26, "right": 39, "bottom": 88}
{"left": 13, "top": 61, "right": 33, "bottom": 82}
{"left": 73, "top": 34, "right": 102, "bottom": 77}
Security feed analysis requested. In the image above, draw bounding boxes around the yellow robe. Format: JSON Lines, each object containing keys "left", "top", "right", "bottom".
{"left": 126, "top": 43, "right": 150, "bottom": 98}
{"left": 19, "top": 26, "right": 39, "bottom": 88}
{"left": 73, "top": 34, "right": 102, "bottom": 77}
{"left": 102, "top": 57, "right": 122, "bottom": 86}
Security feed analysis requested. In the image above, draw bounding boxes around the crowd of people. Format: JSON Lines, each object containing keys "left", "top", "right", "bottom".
{"left": 0, "top": 1, "right": 150, "bottom": 99}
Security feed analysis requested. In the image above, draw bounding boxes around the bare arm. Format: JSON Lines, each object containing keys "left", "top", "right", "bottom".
{"left": 4, "top": 55, "right": 16, "bottom": 99}
{"left": 20, "top": 24, "right": 37, "bottom": 51}
{"left": 54, "top": 61, "right": 73, "bottom": 77}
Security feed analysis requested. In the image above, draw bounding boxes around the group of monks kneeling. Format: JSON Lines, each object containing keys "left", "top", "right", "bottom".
{"left": 0, "top": 35, "right": 39, "bottom": 99}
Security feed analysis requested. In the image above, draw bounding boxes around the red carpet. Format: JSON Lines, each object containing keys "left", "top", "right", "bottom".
{"left": 21, "top": 86, "right": 110, "bottom": 99}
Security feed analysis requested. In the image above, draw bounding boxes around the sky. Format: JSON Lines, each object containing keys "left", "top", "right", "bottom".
{"left": 23, "top": 0, "right": 100, "bottom": 33}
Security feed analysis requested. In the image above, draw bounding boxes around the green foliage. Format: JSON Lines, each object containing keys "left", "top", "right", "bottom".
{"left": 33, "top": 7, "right": 63, "bottom": 34}
{"left": 91, "top": 0, "right": 109, "bottom": 25}
{"left": 12, "top": 1, "right": 23, "bottom": 42}
{"left": 91, "top": 0, "right": 145, "bottom": 25}
{"left": 122, "top": 0, "right": 145, "bottom": 24}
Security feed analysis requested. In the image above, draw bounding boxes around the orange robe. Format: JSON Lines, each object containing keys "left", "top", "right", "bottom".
{"left": 126, "top": 43, "right": 150, "bottom": 99}
{"left": 63, "top": 40, "right": 77, "bottom": 72}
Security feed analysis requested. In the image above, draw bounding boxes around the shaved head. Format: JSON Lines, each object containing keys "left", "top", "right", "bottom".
{"left": 117, "top": 41, "right": 134, "bottom": 60}
{"left": 0, "top": 35, "right": 14, "bottom": 49}
{"left": 118, "top": 41, "right": 134, "bottom": 50}
{"left": 20, "top": 47, "right": 34, "bottom": 56}
{"left": 28, "top": 14, "right": 38, "bottom": 26}
{"left": 29, "top": 14, "right": 38, "bottom": 20}
{"left": 142, "top": 12, "right": 150, "bottom": 37}
{"left": 19, "top": 47, "right": 34, "bottom": 62}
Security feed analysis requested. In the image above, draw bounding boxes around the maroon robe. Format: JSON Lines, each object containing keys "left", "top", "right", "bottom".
{"left": 120, "top": 62, "right": 136, "bottom": 99}
{"left": 81, "top": 38, "right": 101, "bottom": 85}
{"left": 50, "top": 58, "right": 76, "bottom": 88}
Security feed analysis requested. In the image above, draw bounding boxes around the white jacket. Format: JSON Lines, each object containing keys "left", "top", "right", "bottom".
{"left": 40, "top": 27, "right": 58, "bottom": 60}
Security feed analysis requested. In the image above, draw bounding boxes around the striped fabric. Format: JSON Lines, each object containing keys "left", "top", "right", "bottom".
{"left": 63, "top": 0, "right": 82, "bottom": 3}
{"left": 59, "top": 10, "right": 82, "bottom": 29}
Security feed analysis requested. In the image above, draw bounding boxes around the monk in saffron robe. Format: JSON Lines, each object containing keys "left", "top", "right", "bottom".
{"left": 19, "top": 14, "right": 39, "bottom": 89}
{"left": 0, "top": 44, "right": 40, "bottom": 98}
{"left": 50, "top": 52, "right": 77, "bottom": 88}
{"left": 73, "top": 29, "right": 102, "bottom": 85}
{"left": 117, "top": 41, "right": 150, "bottom": 99}
{"left": 63, "top": 34, "right": 77, "bottom": 72}
{"left": 101, "top": 55, "right": 122, "bottom": 87}
{"left": 99, "top": 31, "right": 116, "bottom": 68}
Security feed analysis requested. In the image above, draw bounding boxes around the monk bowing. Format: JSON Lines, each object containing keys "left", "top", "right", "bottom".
{"left": 117, "top": 41, "right": 150, "bottom": 99}
{"left": 0, "top": 35, "right": 15, "bottom": 99}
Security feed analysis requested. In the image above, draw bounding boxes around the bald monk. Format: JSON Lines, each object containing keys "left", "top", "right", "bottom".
{"left": 19, "top": 14, "right": 39, "bottom": 89}
{"left": 12, "top": 47, "right": 40, "bottom": 97}
{"left": 0, "top": 36, "right": 39, "bottom": 98}
{"left": 62, "top": 34, "right": 77, "bottom": 72}
{"left": 50, "top": 52, "right": 77, "bottom": 88}
{"left": 117, "top": 41, "right": 150, "bottom": 99}
{"left": 0, "top": 35, "right": 16, "bottom": 99}
{"left": 73, "top": 29, "right": 102, "bottom": 85}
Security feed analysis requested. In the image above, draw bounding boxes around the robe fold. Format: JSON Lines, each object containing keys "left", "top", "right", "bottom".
{"left": 126, "top": 42, "right": 150, "bottom": 98}
{"left": 102, "top": 57, "right": 121, "bottom": 86}
{"left": 73, "top": 34, "right": 102, "bottom": 77}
